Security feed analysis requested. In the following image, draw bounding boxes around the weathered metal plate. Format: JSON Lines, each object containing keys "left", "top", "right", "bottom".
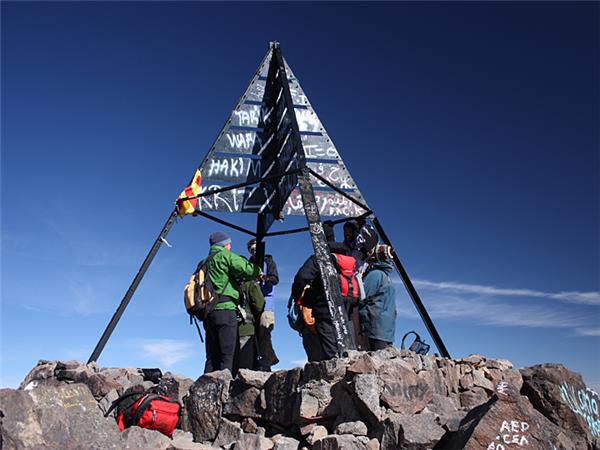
{"left": 211, "top": 129, "right": 264, "bottom": 154}
{"left": 283, "top": 189, "right": 366, "bottom": 218}
{"left": 202, "top": 154, "right": 262, "bottom": 183}
{"left": 300, "top": 134, "right": 340, "bottom": 160}
{"left": 283, "top": 57, "right": 298, "bottom": 81}
{"left": 230, "top": 104, "right": 271, "bottom": 128}
{"left": 306, "top": 161, "right": 357, "bottom": 190}
{"left": 295, "top": 108, "right": 323, "bottom": 133}
{"left": 258, "top": 50, "right": 273, "bottom": 77}
{"left": 195, "top": 47, "right": 369, "bottom": 220}
{"left": 244, "top": 79, "right": 307, "bottom": 105}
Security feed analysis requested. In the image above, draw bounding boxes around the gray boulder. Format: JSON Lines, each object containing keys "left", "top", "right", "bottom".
{"left": 381, "top": 411, "right": 445, "bottom": 450}
{"left": 272, "top": 435, "right": 300, "bottom": 450}
{"left": 18, "top": 360, "right": 60, "bottom": 390}
{"left": 120, "top": 427, "right": 171, "bottom": 449}
{"left": 264, "top": 368, "right": 302, "bottom": 428}
{"left": 352, "top": 374, "right": 384, "bottom": 426}
{"left": 520, "top": 363, "right": 600, "bottom": 449}
{"left": 213, "top": 417, "right": 243, "bottom": 448}
{"left": 377, "top": 360, "right": 432, "bottom": 414}
{"left": 334, "top": 420, "right": 368, "bottom": 436}
{"left": 312, "top": 434, "right": 367, "bottom": 450}
{"left": 185, "top": 370, "right": 232, "bottom": 442}
{"left": 0, "top": 384, "right": 121, "bottom": 449}
{"left": 447, "top": 381, "right": 576, "bottom": 449}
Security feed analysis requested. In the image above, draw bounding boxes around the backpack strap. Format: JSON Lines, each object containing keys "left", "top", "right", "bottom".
{"left": 129, "top": 393, "right": 180, "bottom": 427}
{"left": 104, "top": 390, "right": 144, "bottom": 417}
{"left": 128, "top": 393, "right": 158, "bottom": 426}
{"left": 192, "top": 316, "right": 204, "bottom": 343}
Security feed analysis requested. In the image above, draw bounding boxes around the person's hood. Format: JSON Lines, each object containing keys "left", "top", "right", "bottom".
{"left": 368, "top": 259, "right": 394, "bottom": 274}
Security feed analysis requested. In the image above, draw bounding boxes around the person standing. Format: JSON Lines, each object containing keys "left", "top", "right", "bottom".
{"left": 237, "top": 280, "right": 265, "bottom": 370}
{"left": 247, "top": 239, "right": 280, "bottom": 370}
{"left": 203, "top": 231, "right": 261, "bottom": 375}
{"left": 359, "top": 254, "right": 397, "bottom": 351}
{"left": 292, "top": 254, "right": 345, "bottom": 360}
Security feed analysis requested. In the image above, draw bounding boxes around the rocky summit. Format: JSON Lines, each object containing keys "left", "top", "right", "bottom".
{"left": 1, "top": 349, "right": 599, "bottom": 449}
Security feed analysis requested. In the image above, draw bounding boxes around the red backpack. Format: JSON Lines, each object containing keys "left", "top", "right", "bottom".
{"left": 105, "top": 386, "right": 180, "bottom": 437}
{"left": 332, "top": 254, "right": 359, "bottom": 305}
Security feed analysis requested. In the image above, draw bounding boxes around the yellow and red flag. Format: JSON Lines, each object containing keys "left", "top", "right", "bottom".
{"left": 176, "top": 169, "right": 202, "bottom": 217}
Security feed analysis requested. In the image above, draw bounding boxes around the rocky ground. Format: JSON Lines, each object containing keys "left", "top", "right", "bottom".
{"left": 1, "top": 348, "right": 598, "bottom": 449}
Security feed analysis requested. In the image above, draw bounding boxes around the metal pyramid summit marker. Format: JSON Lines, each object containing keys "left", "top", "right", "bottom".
{"left": 195, "top": 43, "right": 368, "bottom": 231}
{"left": 88, "top": 42, "right": 450, "bottom": 365}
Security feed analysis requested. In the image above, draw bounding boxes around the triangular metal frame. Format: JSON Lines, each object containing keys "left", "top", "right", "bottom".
{"left": 88, "top": 42, "right": 449, "bottom": 364}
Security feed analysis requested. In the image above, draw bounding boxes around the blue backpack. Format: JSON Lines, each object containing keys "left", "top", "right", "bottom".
{"left": 287, "top": 296, "right": 303, "bottom": 332}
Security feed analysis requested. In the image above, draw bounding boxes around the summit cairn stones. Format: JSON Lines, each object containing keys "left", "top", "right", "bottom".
{"left": 2, "top": 352, "right": 597, "bottom": 449}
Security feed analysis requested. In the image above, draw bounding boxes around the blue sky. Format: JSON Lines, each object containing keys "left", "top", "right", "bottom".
{"left": 1, "top": 2, "right": 598, "bottom": 390}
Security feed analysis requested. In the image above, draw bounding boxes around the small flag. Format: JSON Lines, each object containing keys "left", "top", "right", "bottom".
{"left": 176, "top": 169, "right": 202, "bottom": 217}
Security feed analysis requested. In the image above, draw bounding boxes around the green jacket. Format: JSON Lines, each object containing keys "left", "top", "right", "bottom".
{"left": 206, "top": 245, "right": 262, "bottom": 311}
{"left": 238, "top": 281, "right": 266, "bottom": 337}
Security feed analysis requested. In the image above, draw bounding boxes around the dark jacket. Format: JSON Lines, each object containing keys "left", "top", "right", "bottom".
{"left": 359, "top": 260, "right": 396, "bottom": 343}
{"left": 292, "top": 255, "right": 334, "bottom": 320}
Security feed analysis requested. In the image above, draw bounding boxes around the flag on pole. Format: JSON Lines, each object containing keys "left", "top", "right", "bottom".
{"left": 176, "top": 169, "right": 202, "bottom": 217}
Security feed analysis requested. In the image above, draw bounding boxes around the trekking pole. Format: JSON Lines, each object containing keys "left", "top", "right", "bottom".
{"left": 88, "top": 208, "right": 179, "bottom": 364}
{"left": 371, "top": 216, "right": 450, "bottom": 358}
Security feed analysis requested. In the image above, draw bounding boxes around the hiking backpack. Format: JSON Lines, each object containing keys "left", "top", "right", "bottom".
{"left": 401, "top": 331, "right": 430, "bottom": 355}
{"left": 287, "top": 285, "right": 311, "bottom": 333}
{"left": 332, "top": 254, "right": 360, "bottom": 305}
{"left": 287, "top": 295, "right": 303, "bottom": 332}
{"left": 104, "top": 385, "right": 181, "bottom": 437}
{"left": 183, "top": 255, "right": 226, "bottom": 321}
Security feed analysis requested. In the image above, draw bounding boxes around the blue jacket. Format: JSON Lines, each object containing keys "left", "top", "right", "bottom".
{"left": 359, "top": 260, "right": 396, "bottom": 343}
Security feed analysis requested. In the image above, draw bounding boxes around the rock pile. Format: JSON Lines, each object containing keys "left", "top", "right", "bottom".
{"left": 1, "top": 349, "right": 598, "bottom": 449}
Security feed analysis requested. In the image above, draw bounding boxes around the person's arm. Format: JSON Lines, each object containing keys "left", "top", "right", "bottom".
{"left": 228, "top": 251, "right": 262, "bottom": 280}
{"left": 291, "top": 256, "right": 318, "bottom": 300}
{"left": 265, "top": 255, "right": 279, "bottom": 286}
{"left": 363, "top": 270, "right": 384, "bottom": 303}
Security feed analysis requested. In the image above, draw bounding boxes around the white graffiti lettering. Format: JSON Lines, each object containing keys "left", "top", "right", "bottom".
{"left": 487, "top": 444, "right": 505, "bottom": 450}
{"left": 310, "top": 163, "right": 353, "bottom": 189}
{"left": 225, "top": 132, "right": 257, "bottom": 150}
{"left": 303, "top": 143, "right": 339, "bottom": 159}
{"left": 309, "top": 223, "right": 323, "bottom": 235}
{"left": 489, "top": 420, "right": 530, "bottom": 449}
{"left": 295, "top": 109, "right": 322, "bottom": 132}
{"left": 560, "top": 382, "right": 600, "bottom": 436}
{"left": 496, "top": 382, "right": 509, "bottom": 395}
{"left": 206, "top": 157, "right": 261, "bottom": 180}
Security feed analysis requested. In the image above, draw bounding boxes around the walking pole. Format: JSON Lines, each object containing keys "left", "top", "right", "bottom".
{"left": 87, "top": 208, "right": 179, "bottom": 363}
{"left": 372, "top": 216, "right": 451, "bottom": 358}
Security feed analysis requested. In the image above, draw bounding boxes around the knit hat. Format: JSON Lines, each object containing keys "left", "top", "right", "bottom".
{"left": 209, "top": 231, "right": 231, "bottom": 247}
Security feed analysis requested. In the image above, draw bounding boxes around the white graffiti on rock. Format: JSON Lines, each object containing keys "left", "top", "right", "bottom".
{"left": 560, "top": 382, "right": 600, "bottom": 436}
{"left": 486, "top": 420, "right": 530, "bottom": 449}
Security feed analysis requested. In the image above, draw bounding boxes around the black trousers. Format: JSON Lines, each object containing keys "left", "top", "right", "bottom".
{"left": 238, "top": 335, "right": 257, "bottom": 370}
{"left": 315, "top": 317, "right": 338, "bottom": 360}
{"left": 302, "top": 328, "right": 325, "bottom": 362}
{"left": 203, "top": 309, "right": 239, "bottom": 375}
